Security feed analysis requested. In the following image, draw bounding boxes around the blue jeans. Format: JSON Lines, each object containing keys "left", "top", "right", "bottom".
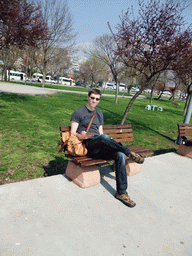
{"left": 84, "top": 134, "right": 131, "bottom": 194}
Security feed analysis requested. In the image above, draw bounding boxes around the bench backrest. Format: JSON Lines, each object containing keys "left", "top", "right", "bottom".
{"left": 178, "top": 123, "right": 192, "bottom": 137}
{"left": 60, "top": 124, "right": 134, "bottom": 143}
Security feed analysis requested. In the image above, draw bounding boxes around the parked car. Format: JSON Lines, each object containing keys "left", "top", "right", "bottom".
{"left": 92, "top": 84, "right": 99, "bottom": 88}
{"left": 161, "top": 91, "right": 172, "bottom": 97}
{"left": 88, "top": 84, "right": 99, "bottom": 88}
{"left": 75, "top": 81, "right": 85, "bottom": 87}
{"left": 131, "top": 87, "right": 140, "bottom": 92}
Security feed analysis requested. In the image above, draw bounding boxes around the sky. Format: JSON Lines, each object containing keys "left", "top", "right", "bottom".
{"left": 68, "top": 0, "right": 192, "bottom": 45}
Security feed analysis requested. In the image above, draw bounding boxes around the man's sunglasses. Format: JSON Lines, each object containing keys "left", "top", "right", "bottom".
{"left": 90, "top": 96, "right": 100, "bottom": 101}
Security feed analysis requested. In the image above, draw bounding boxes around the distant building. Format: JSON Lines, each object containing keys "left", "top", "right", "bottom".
{"left": 71, "top": 57, "right": 80, "bottom": 72}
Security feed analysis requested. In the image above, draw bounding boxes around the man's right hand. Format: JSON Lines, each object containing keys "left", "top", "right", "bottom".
{"left": 77, "top": 132, "right": 94, "bottom": 140}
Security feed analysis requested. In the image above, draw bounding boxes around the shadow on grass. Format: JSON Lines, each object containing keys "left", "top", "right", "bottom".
{"left": 101, "top": 108, "right": 176, "bottom": 143}
{"left": 127, "top": 119, "right": 176, "bottom": 143}
{"left": 0, "top": 93, "right": 30, "bottom": 102}
{"left": 43, "top": 156, "right": 68, "bottom": 177}
{"left": 153, "top": 148, "right": 177, "bottom": 156}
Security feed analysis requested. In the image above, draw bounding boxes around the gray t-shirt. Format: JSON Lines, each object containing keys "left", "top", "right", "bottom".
{"left": 71, "top": 105, "right": 103, "bottom": 135}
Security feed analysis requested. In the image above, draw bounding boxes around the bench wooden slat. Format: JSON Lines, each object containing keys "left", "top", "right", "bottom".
{"left": 66, "top": 154, "right": 107, "bottom": 166}
{"left": 178, "top": 123, "right": 192, "bottom": 127}
{"left": 178, "top": 123, "right": 192, "bottom": 138}
{"left": 79, "top": 159, "right": 107, "bottom": 167}
{"left": 129, "top": 146, "right": 154, "bottom": 156}
{"left": 104, "top": 128, "right": 133, "bottom": 134}
{"left": 60, "top": 126, "right": 70, "bottom": 131}
{"left": 179, "top": 126, "right": 192, "bottom": 130}
{"left": 103, "top": 124, "right": 132, "bottom": 129}
{"left": 65, "top": 154, "right": 91, "bottom": 161}
{"left": 179, "top": 128, "right": 192, "bottom": 135}
{"left": 114, "top": 138, "right": 134, "bottom": 143}
{"left": 179, "top": 132, "right": 192, "bottom": 137}
{"left": 109, "top": 132, "right": 133, "bottom": 138}
{"left": 179, "top": 126, "right": 192, "bottom": 131}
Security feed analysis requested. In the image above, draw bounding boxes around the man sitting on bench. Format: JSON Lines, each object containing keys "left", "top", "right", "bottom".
{"left": 70, "top": 89, "right": 144, "bottom": 208}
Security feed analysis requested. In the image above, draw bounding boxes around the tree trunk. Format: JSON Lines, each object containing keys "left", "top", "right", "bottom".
{"left": 25, "top": 55, "right": 28, "bottom": 85}
{"left": 127, "top": 85, "right": 132, "bottom": 94}
{"left": 115, "top": 81, "right": 119, "bottom": 104}
{"left": 42, "top": 64, "right": 46, "bottom": 88}
{"left": 156, "top": 83, "right": 165, "bottom": 100}
{"left": 121, "top": 90, "right": 143, "bottom": 124}
{"left": 150, "top": 85, "right": 155, "bottom": 104}
{"left": 4, "top": 66, "right": 8, "bottom": 81}
{"left": 114, "top": 74, "right": 119, "bottom": 104}
{"left": 178, "top": 90, "right": 183, "bottom": 101}
{"left": 172, "top": 83, "right": 179, "bottom": 103}
{"left": 3, "top": 49, "right": 8, "bottom": 81}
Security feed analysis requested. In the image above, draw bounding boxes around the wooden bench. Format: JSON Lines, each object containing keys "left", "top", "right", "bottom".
{"left": 177, "top": 123, "right": 192, "bottom": 159}
{"left": 58, "top": 124, "right": 154, "bottom": 188}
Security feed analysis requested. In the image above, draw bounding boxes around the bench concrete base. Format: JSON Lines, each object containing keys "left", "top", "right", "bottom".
{"left": 65, "top": 159, "right": 141, "bottom": 188}
{"left": 65, "top": 161, "right": 101, "bottom": 188}
{"left": 113, "top": 159, "right": 141, "bottom": 176}
{"left": 126, "top": 159, "right": 141, "bottom": 176}
{"left": 177, "top": 144, "right": 192, "bottom": 159}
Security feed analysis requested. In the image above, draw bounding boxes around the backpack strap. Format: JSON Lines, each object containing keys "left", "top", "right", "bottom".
{"left": 57, "top": 138, "right": 65, "bottom": 152}
{"left": 86, "top": 109, "right": 96, "bottom": 132}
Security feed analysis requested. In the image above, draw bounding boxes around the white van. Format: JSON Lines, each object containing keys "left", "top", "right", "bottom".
{"left": 119, "top": 84, "right": 127, "bottom": 92}
{"left": 45, "top": 75, "right": 57, "bottom": 84}
{"left": 113, "top": 83, "right": 127, "bottom": 92}
{"left": 7, "top": 70, "right": 26, "bottom": 81}
{"left": 59, "top": 77, "right": 75, "bottom": 86}
{"left": 32, "top": 73, "right": 43, "bottom": 83}
{"left": 103, "top": 82, "right": 115, "bottom": 90}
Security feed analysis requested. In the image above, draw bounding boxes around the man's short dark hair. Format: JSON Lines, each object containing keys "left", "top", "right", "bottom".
{"left": 88, "top": 89, "right": 102, "bottom": 97}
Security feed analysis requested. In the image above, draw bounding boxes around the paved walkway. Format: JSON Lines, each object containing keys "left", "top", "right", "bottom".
{"left": 0, "top": 153, "right": 192, "bottom": 256}
{"left": 0, "top": 82, "right": 145, "bottom": 99}
{"left": 0, "top": 82, "right": 57, "bottom": 96}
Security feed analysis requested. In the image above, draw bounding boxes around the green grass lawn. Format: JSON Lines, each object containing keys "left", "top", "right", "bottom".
{"left": 0, "top": 90, "right": 189, "bottom": 185}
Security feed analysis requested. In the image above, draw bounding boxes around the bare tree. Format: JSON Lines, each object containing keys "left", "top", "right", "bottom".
{"left": 0, "top": 46, "right": 20, "bottom": 80}
{"left": 0, "top": 0, "right": 45, "bottom": 80}
{"left": 79, "top": 56, "right": 107, "bottom": 87}
{"left": 33, "top": 0, "right": 76, "bottom": 87}
{"left": 47, "top": 47, "right": 72, "bottom": 81}
{"left": 87, "top": 34, "right": 125, "bottom": 103}
{"left": 109, "top": 0, "right": 192, "bottom": 124}
{"left": 21, "top": 45, "right": 38, "bottom": 83}
{"left": 119, "top": 67, "right": 138, "bottom": 94}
